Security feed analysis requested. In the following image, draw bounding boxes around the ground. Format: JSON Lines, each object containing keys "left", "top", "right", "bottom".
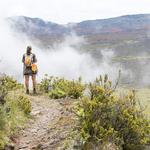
{"left": 12, "top": 95, "right": 77, "bottom": 150}
{"left": 6, "top": 88, "right": 150, "bottom": 150}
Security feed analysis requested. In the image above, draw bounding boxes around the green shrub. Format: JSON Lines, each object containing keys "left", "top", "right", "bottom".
{"left": 0, "top": 74, "right": 22, "bottom": 91}
{"left": 17, "top": 95, "right": 31, "bottom": 114}
{"left": 40, "top": 75, "right": 85, "bottom": 99}
{"left": 0, "top": 75, "right": 23, "bottom": 104}
{"left": 75, "top": 75, "right": 150, "bottom": 150}
{"left": 49, "top": 88, "right": 67, "bottom": 99}
{"left": 0, "top": 93, "right": 31, "bottom": 149}
{"left": 0, "top": 75, "right": 31, "bottom": 149}
{"left": 39, "top": 74, "right": 53, "bottom": 93}
{"left": 0, "top": 83, "right": 7, "bottom": 104}
{"left": 67, "top": 79, "right": 85, "bottom": 99}
{"left": 0, "top": 107, "right": 7, "bottom": 149}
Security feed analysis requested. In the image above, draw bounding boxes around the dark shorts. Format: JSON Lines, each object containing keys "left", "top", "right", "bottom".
{"left": 23, "top": 66, "right": 37, "bottom": 76}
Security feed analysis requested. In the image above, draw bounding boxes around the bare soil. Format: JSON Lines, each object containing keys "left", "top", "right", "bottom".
{"left": 13, "top": 95, "right": 76, "bottom": 150}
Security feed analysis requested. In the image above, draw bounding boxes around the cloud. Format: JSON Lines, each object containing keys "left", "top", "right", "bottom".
{"left": 0, "top": 0, "right": 150, "bottom": 23}
{"left": 0, "top": 0, "right": 125, "bottom": 83}
{"left": 34, "top": 34, "right": 122, "bottom": 82}
{"left": 0, "top": 19, "right": 25, "bottom": 80}
{"left": 0, "top": 20, "right": 122, "bottom": 83}
{"left": 0, "top": 0, "right": 147, "bottom": 86}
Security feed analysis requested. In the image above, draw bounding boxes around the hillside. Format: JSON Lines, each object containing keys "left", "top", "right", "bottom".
{"left": 7, "top": 14, "right": 150, "bottom": 87}
{"left": 1, "top": 75, "right": 150, "bottom": 150}
{"left": 7, "top": 14, "right": 150, "bottom": 51}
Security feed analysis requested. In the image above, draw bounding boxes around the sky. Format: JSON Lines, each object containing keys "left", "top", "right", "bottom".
{"left": 0, "top": 0, "right": 149, "bottom": 83}
{"left": 0, "top": 0, "right": 150, "bottom": 24}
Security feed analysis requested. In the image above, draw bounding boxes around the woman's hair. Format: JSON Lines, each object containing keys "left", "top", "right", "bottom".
{"left": 26, "top": 46, "right": 32, "bottom": 55}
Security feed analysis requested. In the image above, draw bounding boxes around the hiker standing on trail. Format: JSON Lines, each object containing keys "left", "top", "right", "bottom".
{"left": 22, "top": 46, "right": 38, "bottom": 94}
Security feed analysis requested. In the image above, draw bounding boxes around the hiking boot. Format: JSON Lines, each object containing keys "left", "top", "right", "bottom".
{"left": 33, "top": 88, "right": 37, "bottom": 94}
{"left": 26, "top": 89, "right": 29, "bottom": 94}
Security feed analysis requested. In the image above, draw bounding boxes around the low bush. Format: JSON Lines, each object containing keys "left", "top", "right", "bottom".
{"left": 49, "top": 87, "right": 67, "bottom": 99}
{"left": 17, "top": 95, "right": 31, "bottom": 114}
{"left": 0, "top": 93, "right": 31, "bottom": 149}
{"left": 0, "top": 107, "right": 7, "bottom": 149}
{"left": 39, "top": 74, "right": 53, "bottom": 93}
{"left": 0, "top": 75, "right": 31, "bottom": 149}
{"left": 0, "top": 74, "right": 22, "bottom": 91}
{"left": 0, "top": 83, "right": 7, "bottom": 104}
{"left": 75, "top": 75, "right": 150, "bottom": 150}
{"left": 40, "top": 75, "right": 85, "bottom": 99}
{"left": 0, "top": 74, "right": 23, "bottom": 104}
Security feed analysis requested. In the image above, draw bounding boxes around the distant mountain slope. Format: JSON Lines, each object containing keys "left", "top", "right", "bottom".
{"left": 7, "top": 16, "right": 70, "bottom": 46}
{"left": 8, "top": 14, "right": 150, "bottom": 36}
{"left": 7, "top": 14, "right": 150, "bottom": 86}
{"left": 7, "top": 14, "right": 150, "bottom": 53}
{"left": 8, "top": 16, "right": 69, "bottom": 36}
{"left": 7, "top": 14, "right": 150, "bottom": 52}
{"left": 74, "top": 14, "right": 150, "bottom": 35}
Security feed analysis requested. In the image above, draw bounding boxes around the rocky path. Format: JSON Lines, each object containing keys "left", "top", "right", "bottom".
{"left": 14, "top": 95, "right": 76, "bottom": 150}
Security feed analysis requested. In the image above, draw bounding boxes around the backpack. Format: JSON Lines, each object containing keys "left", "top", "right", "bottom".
{"left": 31, "top": 63, "right": 38, "bottom": 72}
{"left": 24, "top": 54, "right": 33, "bottom": 67}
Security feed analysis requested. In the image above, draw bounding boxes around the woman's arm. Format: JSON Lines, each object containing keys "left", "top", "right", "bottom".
{"left": 33, "top": 54, "right": 37, "bottom": 63}
{"left": 22, "top": 54, "right": 25, "bottom": 63}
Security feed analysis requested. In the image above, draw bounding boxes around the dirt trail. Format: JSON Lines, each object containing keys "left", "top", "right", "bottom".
{"left": 14, "top": 95, "right": 76, "bottom": 150}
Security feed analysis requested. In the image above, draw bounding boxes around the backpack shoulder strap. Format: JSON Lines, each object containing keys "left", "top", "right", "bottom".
{"left": 25, "top": 53, "right": 33, "bottom": 59}
{"left": 24, "top": 53, "right": 34, "bottom": 66}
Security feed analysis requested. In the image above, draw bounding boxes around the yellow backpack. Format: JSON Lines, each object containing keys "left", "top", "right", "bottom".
{"left": 31, "top": 63, "right": 38, "bottom": 72}
{"left": 25, "top": 54, "right": 33, "bottom": 67}
{"left": 25, "top": 54, "right": 38, "bottom": 72}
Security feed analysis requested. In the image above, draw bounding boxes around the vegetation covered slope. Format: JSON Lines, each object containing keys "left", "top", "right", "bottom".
{"left": 0, "top": 74, "right": 150, "bottom": 150}
{"left": 0, "top": 75, "right": 31, "bottom": 149}
{"left": 7, "top": 14, "right": 150, "bottom": 87}
{"left": 38, "top": 74, "right": 150, "bottom": 150}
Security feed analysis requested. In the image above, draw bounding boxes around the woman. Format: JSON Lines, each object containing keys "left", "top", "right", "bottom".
{"left": 22, "top": 46, "right": 38, "bottom": 94}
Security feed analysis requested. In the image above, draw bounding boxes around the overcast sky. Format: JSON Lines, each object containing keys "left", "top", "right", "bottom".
{"left": 0, "top": 0, "right": 150, "bottom": 24}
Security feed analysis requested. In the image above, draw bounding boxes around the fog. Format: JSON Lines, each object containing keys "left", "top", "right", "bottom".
{"left": 35, "top": 38, "right": 121, "bottom": 81}
{"left": 1, "top": 0, "right": 150, "bottom": 24}
{"left": 0, "top": 18, "right": 125, "bottom": 83}
{"left": 0, "top": 1, "right": 149, "bottom": 86}
{"left": 0, "top": 19, "right": 24, "bottom": 80}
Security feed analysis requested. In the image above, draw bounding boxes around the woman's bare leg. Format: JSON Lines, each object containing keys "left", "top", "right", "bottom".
{"left": 25, "top": 75, "right": 29, "bottom": 94}
{"left": 32, "top": 74, "right": 36, "bottom": 93}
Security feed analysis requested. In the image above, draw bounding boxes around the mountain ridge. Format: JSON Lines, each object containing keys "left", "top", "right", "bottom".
{"left": 8, "top": 13, "right": 150, "bottom": 36}
{"left": 6, "top": 14, "right": 150, "bottom": 86}
{"left": 7, "top": 13, "right": 150, "bottom": 49}
{"left": 8, "top": 13, "right": 150, "bottom": 25}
